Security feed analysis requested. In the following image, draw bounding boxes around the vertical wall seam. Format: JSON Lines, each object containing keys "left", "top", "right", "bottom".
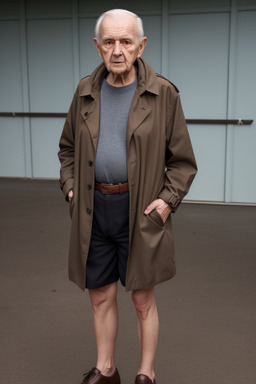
{"left": 225, "top": 0, "right": 238, "bottom": 202}
{"left": 72, "top": 0, "right": 80, "bottom": 90}
{"left": 161, "top": 0, "right": 169, "bottom": 78}
{"left": 19, "top": 0, "right": 32, "bottom": 177}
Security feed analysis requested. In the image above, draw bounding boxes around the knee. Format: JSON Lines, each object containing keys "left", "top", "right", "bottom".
{"left": 89, "top": 290, "right": 107, "bottom": 310}
{"left": 131, "top": 289, "right": 155, "bottom": 321}
{"left": 89, "top": 283, "right": 117, "bottom": 311}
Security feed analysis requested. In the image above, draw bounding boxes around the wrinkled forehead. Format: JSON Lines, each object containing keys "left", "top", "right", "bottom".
{"left": 99, "top": 14, "right": 139, "bottom": 41}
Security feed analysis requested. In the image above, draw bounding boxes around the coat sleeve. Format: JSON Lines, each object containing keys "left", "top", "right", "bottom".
{"left": 58, "top": 90, "right": 78, "bottom": 201}
{"left": 158, "top": 87, "right": 197, "bottom": 212}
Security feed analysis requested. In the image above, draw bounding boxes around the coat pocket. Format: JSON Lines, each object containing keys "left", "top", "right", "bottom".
{"left": 148, "top": 209, "right": 164, "bottom": 228}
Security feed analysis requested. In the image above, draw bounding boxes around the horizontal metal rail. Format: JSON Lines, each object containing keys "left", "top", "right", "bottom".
{"left": 186, "top": 119, "right": 253, "bottom": 125}
{"left": 0, "top": 112, "right": 67, "bottom": 118}
{"left": 0, "top": 112, "right": 253, "bottom": 125}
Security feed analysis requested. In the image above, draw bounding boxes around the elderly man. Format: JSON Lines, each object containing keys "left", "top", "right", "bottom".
{"left": 58, "top": 8, "right": 197, "bottom": 384}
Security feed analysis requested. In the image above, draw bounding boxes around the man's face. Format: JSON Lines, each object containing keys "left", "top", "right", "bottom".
{"left": 94, "top": 14, "right": 146, "bottom": 78}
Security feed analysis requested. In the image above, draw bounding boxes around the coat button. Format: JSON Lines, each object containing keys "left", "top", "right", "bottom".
{"left": 86, "top": 208, "right": 91, "bottom": 214}
{"left": 88, "top": 160, "right": 93, "bottom": 166}
{"left": 87, "top": 184, "right": 92, "bottom": 190}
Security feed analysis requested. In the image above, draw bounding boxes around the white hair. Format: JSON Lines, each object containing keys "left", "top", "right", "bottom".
{"left": 95, "top": 9, "right": 144, "bottom": 42}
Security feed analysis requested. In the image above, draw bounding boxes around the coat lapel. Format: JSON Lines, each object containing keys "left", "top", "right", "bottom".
{"left": 79, "top": 63, "right": 105, "bottom": 152}
{"left": 127, "top": 94, "right": 152, "bottom": 142}
{"left": 80, "top": 96, "right": 100, "bottom": 152}
{"left": 127, "top": 58, "right": 159, "bottom": 142}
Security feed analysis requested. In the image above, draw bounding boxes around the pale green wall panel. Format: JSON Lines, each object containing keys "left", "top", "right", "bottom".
{"left": 0, "top": 21, "right": 23, "bottom": 111}
{"left": 27, "top": 19, "right": 74, "bottom": 112}
{"left": 78, "top": 0, "right": 160, "bottom": 14}
{"left": 0, "top": 0, "right": 20, "bottom": 18}
{"left": 79, "top": 18, "right": 102, "bottom": 78}
{"left": 169, "top": 0, "right": 231, "bottom": 8}
{"left": 140, "top": 16, "right": 161, "bottom": 74}
{"left": 30, "top": 118, "right": 64, "bottom": 178}
{"left": 0, "top": 21, "right": 26, "bottom": 177}
{"left": 168, "top": 13, "right": 229, "bottom": 118}
{"left": 238, "top": 0, "right": 256, "bottom": 6}
{"left": 0, "top": 119, "right": 26, "bottom": 177}
{"left": 186, "top": 125, "right": 226, "bottom": 201}
{"left": 25, "top": 0, "right": 72, "bottom": 17}
{"left": 232, "top": 11, "right": 256, "bottom": 202}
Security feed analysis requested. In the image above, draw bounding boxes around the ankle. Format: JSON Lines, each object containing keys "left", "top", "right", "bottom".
{"left": 97, "top": 364, "right": 115, "bottom": 377}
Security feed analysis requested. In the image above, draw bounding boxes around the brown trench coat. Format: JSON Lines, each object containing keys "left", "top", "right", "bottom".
{"left": 58, "top": 58, "right": 197, "bottom": 292}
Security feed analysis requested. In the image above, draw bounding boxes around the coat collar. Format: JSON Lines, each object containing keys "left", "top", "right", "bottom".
{"left": 136, "top": 58, "right": 160, "bottom": 96}
{"left": 78, "top": 58, "right": 160, "bottom": 98}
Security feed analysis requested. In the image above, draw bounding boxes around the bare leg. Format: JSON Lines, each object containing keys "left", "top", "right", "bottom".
{"left": 89, "top": 282, "right": 118, "bottom": 376}
{"left": 132, "top": 288, "right": 159, "bottom": 381}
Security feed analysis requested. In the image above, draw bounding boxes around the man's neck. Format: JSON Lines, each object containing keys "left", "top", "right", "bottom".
{"left": 106, "top": 66, "right": 136, "bottom": 87}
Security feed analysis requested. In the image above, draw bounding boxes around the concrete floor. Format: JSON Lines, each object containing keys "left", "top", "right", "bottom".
{"left": 0, "top": 178, "right": 256, "bottom": 384}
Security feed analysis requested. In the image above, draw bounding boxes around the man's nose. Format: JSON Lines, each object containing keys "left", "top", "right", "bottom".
{"left": 113, "top": 41, "right": 122, "bottom": 56}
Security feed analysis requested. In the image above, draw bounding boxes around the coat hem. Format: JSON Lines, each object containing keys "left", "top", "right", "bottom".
{"left": 125, "top": 270, "right": 176, "bottom": 292}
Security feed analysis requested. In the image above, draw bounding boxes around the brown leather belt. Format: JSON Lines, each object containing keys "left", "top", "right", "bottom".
{"left": 95, "top": 181, "right": 129, "bottom": 194}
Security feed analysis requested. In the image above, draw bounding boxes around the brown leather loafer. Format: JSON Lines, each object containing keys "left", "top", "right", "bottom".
{"left": 134, "top": 374, "right": 156, "bottom": 384}
{"left": 81, "top": 367, "right": 121, "bottom": 384}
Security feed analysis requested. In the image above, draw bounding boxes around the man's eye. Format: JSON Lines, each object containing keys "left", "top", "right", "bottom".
{"left": 121, "top": 40, "right": 131, "bottom": 45}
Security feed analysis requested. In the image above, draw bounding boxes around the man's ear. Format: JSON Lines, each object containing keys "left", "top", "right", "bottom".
{"left": 137, "top": 37, "right": 147, "bottom": 58}
{"left": 94, "top": 38, "right": 103, "bottom": 59}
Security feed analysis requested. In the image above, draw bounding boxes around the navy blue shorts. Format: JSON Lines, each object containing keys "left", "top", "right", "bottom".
{"left": 86, "top": 190, "right": 129, "bottom": 289}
